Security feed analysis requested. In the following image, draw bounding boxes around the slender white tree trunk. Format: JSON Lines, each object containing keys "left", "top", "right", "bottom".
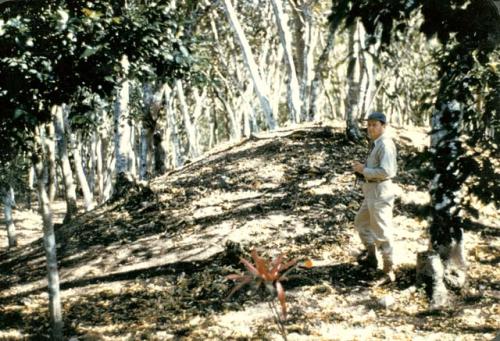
{"left": 45, "top": 124, "right": 58, "bottom": 202}
{"left": 176, "top": 79, "right": 200, "bottom": 158}
{"left": 52, "top": 105, "right": 78, "bottom": 223}
{"left": 64, "top": 111, "right": 94, "bottom": 211}
{"left": 27, "top": 165, "right": 35, "bottom": 209}
{"left": 267, "top": 42, "right": 284, "bottom": 121}
{"left": 97, "top": 109, "right": 114, "bottom": 202}
{"left": 86, "top": 133, "right": 95, "bottom": 196}
{"left": 214, "top": 86, "right": 240, "bottom": 140}
{"left": 114, "top": 55, "right": 133, "bottom": 179}
{"left": 2, "top": 186, "right": 17, "bottom": 248}
{"left": 211, "top": 16, "right": 257, "bottom": 138}
{"left": 130, "top": 125, "right": 138, "bottom": 179}
{"left": 356, "top": 24, "right": 370, "bottom": 118}
{"left": 270, "top": 0, "right": 301, "bottom": 124}
{"left": 345, "top": 23, "right": 363, "bottom": 141}
{"left": 309, "top": 28, "right": 336, "bottom": 121}
{"left": 299, "top": 3, "right": 317, "bottom": 121}
{"left": 205, "top": 105, "right": 215, "bottom": 150}
{"left": 102, "top": 134, "right": 115, "bottom": 202}
{"left": 92, "top": 130, "right": 104, "bottom": 204}
{"left": 70, "top": 132, "right": 94, "bottom": 211}
{"left": 165, "top": 85, "right": 182, "bottom": 168}
{"left": 33, "top": 130, "right": 63, "bottom": 341}
{"left": 192, "top": 88, "right": 207, "bottom": 135}
{"left": 222, "top": 0, "right": 276, "bottom": 130}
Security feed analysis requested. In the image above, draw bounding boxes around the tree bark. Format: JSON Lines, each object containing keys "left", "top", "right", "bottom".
{"left": 27, "top": 165, "right": 35, "bottom": 210}
{"left": 102, "top": 130, "right": 115, "bottom": 202}
{"left": 300, "top": 4, "right": 316, "bottom": 121}
{"left": 207, "top": 97, "right": 218, "bottom": 149}
{"left": 140, "top": 83, "right": 156, "bottom": 179}
{"left": 165, "top": 84, "right": 182, "bottom": 168}
{"left": 417, "top": 101, "right": 467, "bottom": 309}
{"left": 211, "top": 16, "right": 257, "bottom": 138}
{"left": 176, "top": 79, "right": 200, "bottom": 158}
{"left": 309, "top": 26, "right": 335, "bottom": 121}
{"left": 33, "top": 130, "right": 63, "bottom": 341}
{"left": 52, "top": 105, "right": 78, "bottom": 223}
{"left": 2, "top": 186, "right": 17, "bottom": 248}
{"left": 92, "top": 130, "right": 105, "bottom": 204}
{"left": 45, "top": 123, "right": 58, "bottom": 202}
{"left": 271, "top": 0, "right": 301, "bottom": 123}
{"left": 214, "top": 85, "right": 240, "bottom": 141}
{"left": 115, "top": 55, "right": 132, "bottom": 180}
{"left": 65, "top": 113, "right": 94, "bottom": 211}
{"left": 222, "top": 0, "right": 276, "bottom": 130}
{"left": 345, "top": 22, "right": 363, "bottom": 142}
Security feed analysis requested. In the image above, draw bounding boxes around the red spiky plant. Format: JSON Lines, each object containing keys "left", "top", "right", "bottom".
{"left": 226, "top": 249, "right": 313, "bottom": 322}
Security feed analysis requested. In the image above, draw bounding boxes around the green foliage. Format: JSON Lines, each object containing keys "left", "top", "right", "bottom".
{"left": 0, "top": 0, "right": 199, "bottom": 167}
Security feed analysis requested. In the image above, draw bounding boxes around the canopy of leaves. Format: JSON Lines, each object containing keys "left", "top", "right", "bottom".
{"left": 0, "top": 0, "right": 197, "bottom": 168}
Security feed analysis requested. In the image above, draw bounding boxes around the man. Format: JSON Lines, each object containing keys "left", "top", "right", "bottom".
{"left": 352, "top": 111, "right": 397, "bottom": 282}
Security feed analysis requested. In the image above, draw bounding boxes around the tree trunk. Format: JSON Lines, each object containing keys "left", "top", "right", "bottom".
{"left": 266, "top": 36, "right": 285, "bottom": 123}
{"left": 211, "top": 15, "right": 258, "bottom": 138}
{"left": 27, "top": 165, "right": 35, "bottom": 210}
{"left": 214, "top": 86, "right": 240, "bottom": 141}
{"left": 176, "top": 79, "right": 200, "bottom": 158}
{"left": 45, "top": 124, "right": 58, "bottom": 202}
{"left": 309, "top": 27, "right": 335, "bottom": 121}
{"left": 192, "top": 88, "right": 207, "bottom": 141}
{"left": 65, "top": 113, "right": 94, "bottom": 211}
{"left": 32, "top": 130, "right": 63, "bottom": 341}
{"left": 222, "top": 0, "right": 276, "bottom": 130}
{"left": 300, "top": 4, "right": 316, "bottom": 121}
{"left": 140, "top": 83, "right": 156, "bottom": 179}
{"left": 112, "top": 54, "right": 135, "bottom": 185}
{"left": 139, "top": 122, "right": 151, "bottom": 180}
{"left": 207, "top": 97, "right": 218, "bottom": 149}
{"left": 165, "top": 84, "right": 182, "bottom": 168}
{"left": 52, "top": 105, "right": 78, "bottom": 223}
{"left": 417, "top": 101, "right": 467, "bottom": 309}
{"left": 102, "top": 129, "right": 115, "bottom": 202}
{"left": 2, "top": 186, "right": 17, "bottom": 248}
{"left": 345, "top": 23, "right": 363, "bottom": 142}
{"left": 86, "top": 132, "right": 95, "bottom": 197}
{"left": 93, "top": 130, "right": 105, "bottom": 204}
{"left": 292, "top": 1, "right": 305, "bottom": 86}
{"left": 115, "top": 69, "right": 133, "bottom": 178}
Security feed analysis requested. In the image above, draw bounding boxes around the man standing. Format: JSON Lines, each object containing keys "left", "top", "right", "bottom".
{"left": 352, "top": 112, "right": 397, "bottom": 282}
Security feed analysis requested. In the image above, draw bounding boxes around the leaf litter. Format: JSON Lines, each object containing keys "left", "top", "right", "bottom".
{"left": 0, "top": 123, "right": 498, "bottom": 340}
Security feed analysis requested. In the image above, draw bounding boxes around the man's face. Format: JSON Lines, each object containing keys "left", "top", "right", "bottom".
{"left": 367, "top": 120, "right": 385, "bottom": 140}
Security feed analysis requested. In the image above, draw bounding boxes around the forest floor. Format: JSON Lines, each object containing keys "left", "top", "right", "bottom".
{"left": 0, "top": 122, "right": 498, "bottom": 341}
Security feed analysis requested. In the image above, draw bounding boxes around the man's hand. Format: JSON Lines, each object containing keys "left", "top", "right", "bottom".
{"left": 352, "top": 161, "right": 365, "bottom": 174}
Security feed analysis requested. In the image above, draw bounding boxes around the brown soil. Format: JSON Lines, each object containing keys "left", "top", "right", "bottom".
{"left": 0, "top": 123, "right": 498, "bottom": 340}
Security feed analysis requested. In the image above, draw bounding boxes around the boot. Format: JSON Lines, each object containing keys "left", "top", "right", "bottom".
{"left": 382, "top": 253, "right": 395, "bottom": 282}
{"left": 357, "top": 245, "right": 377, "bottom": 269}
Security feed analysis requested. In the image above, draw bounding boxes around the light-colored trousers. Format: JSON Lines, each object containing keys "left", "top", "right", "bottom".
{"left": 354, "top": 180, "right": 396, "bottom": 258}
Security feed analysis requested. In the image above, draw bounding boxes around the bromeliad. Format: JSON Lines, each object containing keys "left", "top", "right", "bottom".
{"left": 226, "top": 249, "right": 313, "bottom": 320}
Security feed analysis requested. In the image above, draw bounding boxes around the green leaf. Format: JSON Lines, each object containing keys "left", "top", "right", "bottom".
{"left": 14, "top": 108, "right": 25, "bottom": 119}
{"left": 80, "top": 45, "right": 101, "bottom": 59}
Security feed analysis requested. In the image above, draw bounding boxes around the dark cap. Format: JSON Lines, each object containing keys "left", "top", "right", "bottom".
{"left": 366, "top": 111, "right": 386, "bottom": 124}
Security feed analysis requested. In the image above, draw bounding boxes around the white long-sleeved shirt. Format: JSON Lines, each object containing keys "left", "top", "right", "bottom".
{"left": 362, "top": 133, "right": 397, "bottom": 181}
